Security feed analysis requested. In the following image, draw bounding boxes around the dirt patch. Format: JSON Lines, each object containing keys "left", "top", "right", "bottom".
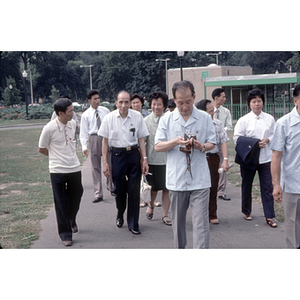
{"left": 10, "top": 190, "right": 23, "bottom": 195}
{"left": 0, "top": 182, "right": 40, "bottom": 189}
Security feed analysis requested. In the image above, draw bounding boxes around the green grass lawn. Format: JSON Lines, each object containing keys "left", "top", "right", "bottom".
{"left": 0, "top": 127, "right": 84, "bottom": 248}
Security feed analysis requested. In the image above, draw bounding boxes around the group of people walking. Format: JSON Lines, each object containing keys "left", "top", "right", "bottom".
{"left": 38, "top": 80, "right": 300, "bottom": 249}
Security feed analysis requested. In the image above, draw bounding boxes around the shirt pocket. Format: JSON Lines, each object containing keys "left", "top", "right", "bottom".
{"left": 110, "top": 130, "right": 118, "bottom": 140}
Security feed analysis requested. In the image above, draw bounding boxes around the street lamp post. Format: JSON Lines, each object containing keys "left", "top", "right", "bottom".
{"left": 9, "top": 84, "right": 13, "bottom": 107}
{"left": 177, "top": 51, "right": 184, "bottom": 80}
{"left": 155, "top": 58, "right": 170, "bottom": 96}
{"left": 22, "top": 70, "right": 29, "bottom": 120}
{"left": 206, "top": 52, "right": 222, "bottom": 65}
{"left": 80, "top": 64, "right": 94, "bottom": 90}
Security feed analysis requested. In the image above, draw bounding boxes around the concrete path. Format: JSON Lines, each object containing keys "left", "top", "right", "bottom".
{"left": 32, "top": 157, "right": 286, "bottom": 249}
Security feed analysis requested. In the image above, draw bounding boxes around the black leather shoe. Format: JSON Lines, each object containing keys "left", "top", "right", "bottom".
{"left": 116, "top": 218, "right": 124, "bottom": 228}
{"left": 218, "top": 195, "right": 231, "bottom": 201}
{"left": 93, "top": 197, "right": 103, "bottom": 203}
{"left": 129, "top": 229, "right": 141, "bottom": 235}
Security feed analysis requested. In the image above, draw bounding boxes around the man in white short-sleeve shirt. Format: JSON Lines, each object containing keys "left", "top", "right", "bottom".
{"left": 38, "top": 98, "right": 83, "bottom": 247}
{"left": 99, "top": 91, "right": 149, "bottom": 235}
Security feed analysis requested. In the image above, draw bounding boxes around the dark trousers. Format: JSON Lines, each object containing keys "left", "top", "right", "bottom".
{"left": 240, "top": 162, "right": 275, "bottom": 218}
{"left": 111, "top": 148, "right": 141, "bottom": 231}
{"left": 50, "top": 171, "right": 83, "bottom": 241}
{"left": 207, "top": 154, "right": 220, "bottom": 220}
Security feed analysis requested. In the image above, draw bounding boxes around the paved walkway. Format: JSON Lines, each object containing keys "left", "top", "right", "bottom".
{"left": 32, "top": 157, "right": 286, "bottom": 249}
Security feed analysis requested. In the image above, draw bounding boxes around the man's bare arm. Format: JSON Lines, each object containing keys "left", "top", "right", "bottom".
{"left": 271, "top": 150, "right": 283, "bottom": 203}
{"left": 38, "top": 147, "right": 48, "bottom": 156}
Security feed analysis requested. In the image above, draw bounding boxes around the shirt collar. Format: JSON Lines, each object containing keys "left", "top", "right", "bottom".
{"left": 116, "top": 108, "right": 131, "bottom": 119}
{"left": 250, "top": 110, "right": 263, "bottom": 119}
{"left": 290, "top": 106, "right": 300, "bottom": 126}
{"left": 56, "top": 118, "right": 72, "bottom": 132}
{"left": 173, "top": 105, "right": 199, "bottom": 124}
{"left": 152, "top": 112, "right": 164, "bottom": 123}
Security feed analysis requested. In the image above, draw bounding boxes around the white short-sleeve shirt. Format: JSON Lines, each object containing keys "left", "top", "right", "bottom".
{"left": 39, "top": 119, "right": 81, "bottom": 173}
{"left": 98, "top": 109, "right": 149, "bottom": 147}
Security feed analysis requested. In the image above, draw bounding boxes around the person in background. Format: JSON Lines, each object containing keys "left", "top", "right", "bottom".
{"left": 144, "top": 91, "right": 172, "bottom": 226}
{"left": 80, "top": 89, "right": 111, "bottom": 203}
{"left": 38, "top": 98, "right": 83, "bottom": 247}
{"left": 271, "top": 84, "right": 300, "bottom": 248}
{"left": 167, "top": 98, "right": 176, "bottom": 112}
{"left": 155, "top": 80, "right": 216, "bottom": 249}
{"left": 130, "top": 93, "right": 161, "bottom": 208}
{"left": 233, "top": 88, "right": 277, "bottom": 228}
{"left": 196, "top": 99, "right": 229, "bottom": 224}
{"left": 212, "top": 88, "right": 233, "bottom": 201}
{"left": 99, "top": 91, "right": 149, "bottom": 235}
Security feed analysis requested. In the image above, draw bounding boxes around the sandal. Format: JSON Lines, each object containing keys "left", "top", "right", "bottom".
{"left": 162, "top": 216, "right": 172, "bottom": 226}
{"left": 154, "top": 201, "right": 161, "bottom": 207}
{"left": 146, "top": 205, "right": 154, "bottom": 220}
{"left": 244, "top": 214, "right": 252, "bottom": 221}
{"left": 266, "top": 218, "right": 277, "bottom": 228}
{"left": 140, "top": 201, "right": 148, "bottom": 208}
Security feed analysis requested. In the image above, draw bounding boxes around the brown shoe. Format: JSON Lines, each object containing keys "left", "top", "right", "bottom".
{"left": 62, "top": 240, "right": 72, "bottom": 247}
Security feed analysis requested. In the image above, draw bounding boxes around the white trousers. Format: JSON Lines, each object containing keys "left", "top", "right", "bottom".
{"left": 169, "top": 188, "right": 210, "bottom": 249}
{"left": 283, "top": 192, "right": 300, "bottom": 249}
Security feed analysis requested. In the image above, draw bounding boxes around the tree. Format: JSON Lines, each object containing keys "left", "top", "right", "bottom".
{"left": 2, "top": 76, "right": 22, "bottom": 106}
{"left": 49, "top": 85, "right": 60, "bottom": 103}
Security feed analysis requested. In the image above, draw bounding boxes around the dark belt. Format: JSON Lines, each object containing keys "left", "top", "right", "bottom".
{"left": 90, "top": 133, "right": 98, "bottom": 136}
{"left": 111, "top": 145, "right": 139, "bottom": 152}
{"left": 206, "top": 153, "right": 219, "bottom": 157}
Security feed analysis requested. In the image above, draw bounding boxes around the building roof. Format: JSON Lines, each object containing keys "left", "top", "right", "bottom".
{"left": 205, "top": 72, "right": 300, "bottom": 87}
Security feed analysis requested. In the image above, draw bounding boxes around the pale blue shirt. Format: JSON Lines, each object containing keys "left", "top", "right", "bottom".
{"left": 271, "top": 106, "right": 300, "bottom": 193}
{"left": 155, "top": 106, "right": 216, "bottom": 191}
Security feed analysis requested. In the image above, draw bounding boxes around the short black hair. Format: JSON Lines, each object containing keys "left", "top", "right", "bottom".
{"left": 54, "top": 98, "right": 73, "bottom": 116}
{"left": 167, "top": 98, "right": 176, "bottom": 108}
{"left": 212, "top": 88, "right": 225, "bottom": 100}
{"left": 172, "top": 80, "right": 195, "bottom": 99}
{"left": 246, "top": 88, "right": 265, "bottom": 107}
{"left": 148, "top": 91, "right": 168, "bottom": 109}
{"left": 87, "top": 89, "right": 99, "bottom": 100}
{"left": 293, "top": 84, "right": 300, "bottom": 97}
{"left": 130, "top": 93, "right": 144, "bottom": 105}
{"left": 196, "top": 99, "right": 212, "bottom": 111}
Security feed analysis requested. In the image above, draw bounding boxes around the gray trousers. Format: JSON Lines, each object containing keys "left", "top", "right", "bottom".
{"left": 169, "top": 188, "right": 210, "bottom": 249}
{"left": 217, "top": 150, "right": 227, "bottom": 197}
{"left": 283, "top": 192, "right": 300, "bottom": 248}
{"left": 89, "top": 135, "right": 113, "bottom": 198}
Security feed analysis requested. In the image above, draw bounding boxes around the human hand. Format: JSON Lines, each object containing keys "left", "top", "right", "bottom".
{"left": 103, "top": 162, "right": 110, "bottom": 178}
{"left": 259, "top": 138, "right": 269, "bottom": 148}
{"left": 82, "top": 149, "right": 88, "bottom": 157}
{"left": 142, "top": 160, "right": 149, "bottom": 175}
{"left": 272, "top": 184, "right": 283, "bottom": 203}
{"left": 221, "top": 160, "right": 229, "bottom": 172}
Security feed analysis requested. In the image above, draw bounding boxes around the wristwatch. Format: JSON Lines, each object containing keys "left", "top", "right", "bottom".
{"left": 201, "top": 144, "right": 206, "bottom": 152}
{"left": 224, "top": 157, "right": 228, "bottom": 161}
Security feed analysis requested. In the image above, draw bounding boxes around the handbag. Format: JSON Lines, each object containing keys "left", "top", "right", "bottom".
{"left": 140, "top": 174, "right": 151, "bottom": 194}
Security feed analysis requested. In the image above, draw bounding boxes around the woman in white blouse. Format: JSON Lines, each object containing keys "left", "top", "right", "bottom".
{"left": 233, "top": 88, "right": 277, "bottom": 228}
